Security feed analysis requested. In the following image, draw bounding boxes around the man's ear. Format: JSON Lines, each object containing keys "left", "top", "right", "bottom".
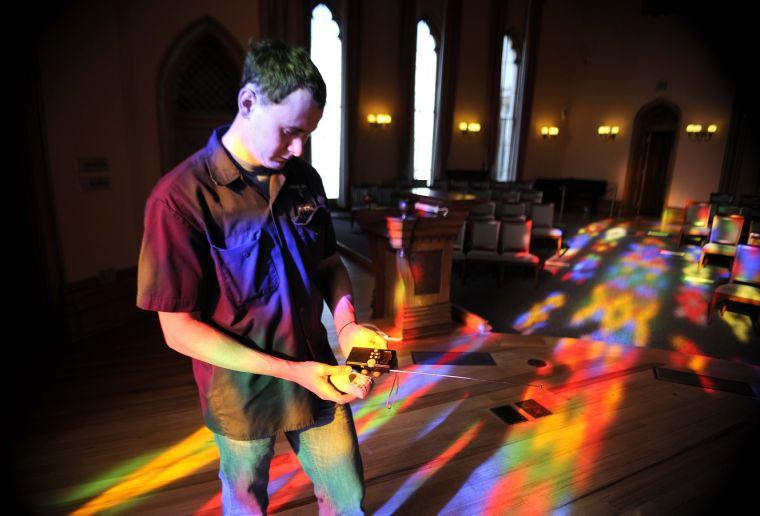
{"left": 239, "top": 86, "right": 256, "bottom": 117}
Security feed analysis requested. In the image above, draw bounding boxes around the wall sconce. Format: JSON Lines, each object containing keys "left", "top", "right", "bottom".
{"left": 686, "top": 124, "right": 717, "bottom": 142}
{"left": 368, "top": 113, "right": 392, "bottom": 127}
{"left": 540, "top": 126, "right": 559, "bottom": 139}
{"left": 458, "top": 121, "right": 481, "bottom": 133}
{"left": 597, "top": 125, "right": 620, "bottom": 141}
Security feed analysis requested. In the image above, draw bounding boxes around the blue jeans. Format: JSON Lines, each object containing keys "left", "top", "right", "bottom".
{"left": 213, "top": 401, "right": 365, "bottom": 515}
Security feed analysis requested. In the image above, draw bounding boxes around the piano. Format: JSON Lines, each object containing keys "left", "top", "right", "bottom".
{"left": 533, "top": 178, "right": 608, "bottom": 213}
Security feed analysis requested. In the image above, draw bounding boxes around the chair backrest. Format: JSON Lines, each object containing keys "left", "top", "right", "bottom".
{"left": 431, "top": 180, "right": 449, "bottom": 191}
{"left": 731, "top": 244, "right": 760, "bottom": 286}
{"left": 497, "top": 202, "right": 526, "bottom": 218}
{"left": 684, "top": 201, "right": 710, "bottom": 227}
{"left": 376, "top": 186, "right": 393, "bottom": 206}
{"left": 474, "top": 189, "right": 493, "bottom": 202}
{"left": 351, "top": 186, "right": 373, "bottom": 206}
{"left": 470, "top": 220, "right": 500, "bottom": 251}
{"left": 530, "top": 203, "right": 555, "bottom": 227}
{"left": 499, "top": 220, "right": 532, "bottom": 253}
{"left": 513, "top": 180, "right": 534, "bottom": 191}
{"left": 749, "top": 219, "right": 760, "bottom": 239}
{"left": 453, "top": 222, "right": 467, "bottom": 250}
{"left": 709, "top": 192, "right": 734, "bottom": 205}
{"left": 502, "top": 190, "right": 521, "bottom": 203}
{"left": 738, "top": 194, "right": 760, "bottom": 208}
{"left": 716, "top": 205, "right": 743, "bottom": 217}
{"left": 470, "top": 201, "right": 496, "bottom": 219}
{"left": 521, "top": 190, "right": 543, "bottom": 204}
{"left": 450, "top": 179, "right": 469, "bottom": 191}
{"left": 709, "top": 215, "right": 744, "bottom": 245}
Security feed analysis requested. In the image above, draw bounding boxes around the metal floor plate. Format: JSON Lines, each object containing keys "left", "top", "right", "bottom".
{"left": 653, "top": 367, "right": 756, "bottom": 397}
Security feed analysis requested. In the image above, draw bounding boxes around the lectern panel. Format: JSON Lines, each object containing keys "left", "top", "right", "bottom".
{"left": 410, "top": 250, "right": 442, "bottom": 295}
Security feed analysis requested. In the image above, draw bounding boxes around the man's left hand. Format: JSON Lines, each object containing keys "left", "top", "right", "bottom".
{"left": 338, "top": 322, "right": 387, "bottom": 358}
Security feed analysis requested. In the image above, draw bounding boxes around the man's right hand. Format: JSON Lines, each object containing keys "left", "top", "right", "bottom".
{"left": 286, "top": 362, "right": 357, "bottom": 405}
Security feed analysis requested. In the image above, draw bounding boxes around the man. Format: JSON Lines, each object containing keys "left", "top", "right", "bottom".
{"left": 137, "top": 39, "right": 386, "bottom": 515}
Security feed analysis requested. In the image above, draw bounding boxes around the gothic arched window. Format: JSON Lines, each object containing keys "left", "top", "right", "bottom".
{"left": 494, "top": 34, "right": 520, "bottom": 182}
{"left": 310, "top": 3, "right": 343, "bottom": 199}
{"left": 413, "top": 20, "right": 438, "bottom": 185}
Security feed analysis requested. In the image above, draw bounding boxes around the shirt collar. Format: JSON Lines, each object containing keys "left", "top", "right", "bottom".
{"left": 204, "top": 125, "right": 290, "bottom": 207}
{"left": 204, "top": 126, "right": 243, "bottom": 187}
{"left": 204, "top": 125, "right": 290, "bottom": 187}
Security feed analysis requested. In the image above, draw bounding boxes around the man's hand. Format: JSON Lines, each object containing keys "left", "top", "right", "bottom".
{"left": 338, "top": 322, "right": 388, "bottom": 356}
{"left": 287, "top": 362, "right": 357, "bottom": 404}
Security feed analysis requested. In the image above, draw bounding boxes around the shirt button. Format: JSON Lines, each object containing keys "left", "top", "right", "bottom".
{"left": 244, "top": 251, "right": 251, "bottom": 258}
{"left": 254, "top": 230, "right": 261, "bottom": 239}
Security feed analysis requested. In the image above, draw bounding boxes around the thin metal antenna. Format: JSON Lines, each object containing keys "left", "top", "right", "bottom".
{"left": 388, "top": 369, "right": 544, "bottom": 389}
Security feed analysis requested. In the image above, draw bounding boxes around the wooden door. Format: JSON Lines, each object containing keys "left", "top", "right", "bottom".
{"left": 637, "top": 131, "right": 675, "bottom": 216}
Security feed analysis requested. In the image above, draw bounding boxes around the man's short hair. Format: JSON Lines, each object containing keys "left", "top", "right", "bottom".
{"left": 241, "top": 39, "right": 326, "bottom": 109}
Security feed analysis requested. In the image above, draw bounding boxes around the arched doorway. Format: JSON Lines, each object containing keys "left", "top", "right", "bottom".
{"left": 157, "top": 18, "right": 243, "bottom": 172}
{"left": 624, "top": 98, "right": 681, "bottom": 217}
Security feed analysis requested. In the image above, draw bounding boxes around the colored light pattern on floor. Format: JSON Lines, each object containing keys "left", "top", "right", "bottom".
{"left": 721, "top": 312, "right": 753, "bottom": 343}
{"left": 56, "top": 450, "right": 165, "bottom": 508}
{"left": 513, "top": 219, "right": 757, "bottom": 355}
{"left": 561, "top": 253, "right": 601, "bottom": 283}
{"left": 69, "top": 427, "right": 218, "bottom": 515}
{"left": 571, "top": 240, "right": 669, "bottom": 347}
{"left": 514, "top": 292, "right": 565, "bottom": 333}
{"left": 674, "top": 284, "right": 709, "bottom": 325}
{"left": 416, "top": 399, "right": 464, "bottom": 440}
{"left": 437, "top": 337, "right": 640, "bottom": 514}
{"left": 589, "top": 225, "right": 627, "bottom": 254}
{"left": 374, "top": 420, "right": 485, "bottom": 514}
{"left": 671, "top": 334, "right": 706, "bottom": 357}
{"left": 558, "top": 220, "right": 611, "bottom": 261}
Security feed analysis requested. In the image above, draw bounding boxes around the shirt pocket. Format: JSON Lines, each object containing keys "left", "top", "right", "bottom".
{"left": 210, "top": 229, "right": 279, "bottom": 306}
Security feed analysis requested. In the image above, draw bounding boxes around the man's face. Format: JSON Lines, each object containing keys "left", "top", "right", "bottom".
{"left": 243, "top": 87, "right": 323, "bottom": 169}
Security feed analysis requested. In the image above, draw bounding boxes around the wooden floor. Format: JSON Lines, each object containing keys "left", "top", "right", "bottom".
{"left": 13, "top": 258, "right": 760, "bottom": 515}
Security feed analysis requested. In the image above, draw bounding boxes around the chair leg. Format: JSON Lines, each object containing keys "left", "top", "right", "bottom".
{"left": 698, "top": 251, "right": 705, "bottom": 270}
{"left": 556, "top": 237, "right": 562, "bottom": 256}
{"left": 708, "top": 293, "right": 719, "bottom": 323}
{"left": 534, "top": 263, "right": 540, "bottom": 287}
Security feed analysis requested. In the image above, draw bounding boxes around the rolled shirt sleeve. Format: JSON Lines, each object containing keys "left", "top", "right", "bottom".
{"left": 137, "top": 198, "right": 209, "bottom": 312}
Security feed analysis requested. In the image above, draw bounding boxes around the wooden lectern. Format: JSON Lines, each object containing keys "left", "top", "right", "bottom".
{"left": 355, "top": 188, "right": 479, "bottom": 340}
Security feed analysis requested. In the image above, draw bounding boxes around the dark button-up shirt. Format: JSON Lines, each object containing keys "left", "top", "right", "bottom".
{"left": 137, "top": 126, "right": 338, "bottom": 439}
